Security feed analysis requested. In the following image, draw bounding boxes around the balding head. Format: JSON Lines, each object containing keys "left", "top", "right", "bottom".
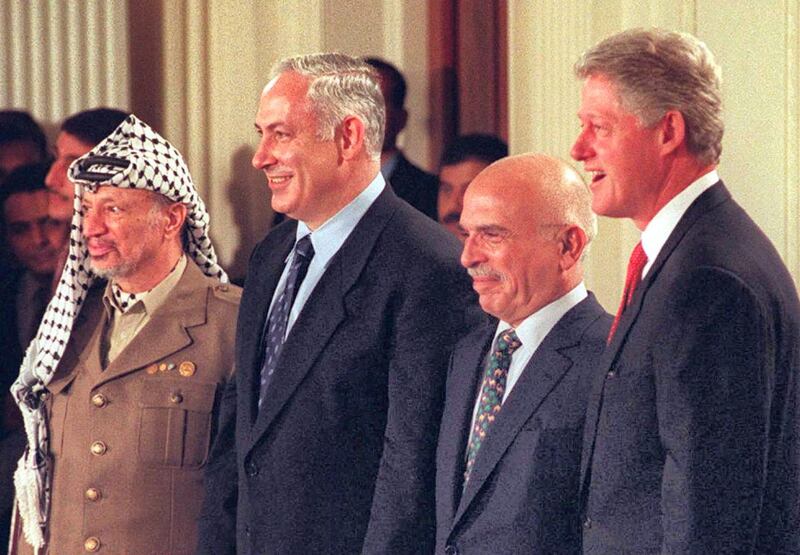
{"left": 460, "top": 154, "right": 595, "bottom": 325}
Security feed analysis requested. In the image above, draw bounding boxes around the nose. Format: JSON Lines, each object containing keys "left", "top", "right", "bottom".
{"left": 460, "top": 234, "right": 484, "bottom": 270}
{"left": 252, "top": 137, "right": 277, "bottom": 170}
{"left": 570, "top": 126, "right": 593, "bottom": 162}
{"left": 44, "top": 162, "right": 60, "bottom": 191}
{"left": 82, "top": 209, "right": 104, "bottom": 237}
{"left": 31, "top": 222, "right": 47, "bottom": 246}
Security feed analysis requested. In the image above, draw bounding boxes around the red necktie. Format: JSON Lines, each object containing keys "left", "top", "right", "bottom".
{"left": 607, "top": 241, "right": 648, "bottom": 342}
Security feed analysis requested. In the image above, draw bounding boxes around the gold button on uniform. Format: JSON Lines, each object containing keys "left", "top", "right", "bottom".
{"left": 178, "top": 361, "right": 196, "bottom": 377}
{"left": 90, "top": 441, "right": 107, "bottom": 456}
{"left": 170, "top": 392, "right": 183, "bottom": 404}
{"left": 91, "top": 394, "right": 107, "bottom": 408}
{"left": 159, "top": 363, "right": 168, "bottom": 372}
{"left": 85, "top": 488, "right": 101, "bottom": 502}
{"left": 84, "top": 536, "right": 101, "bottom": 552}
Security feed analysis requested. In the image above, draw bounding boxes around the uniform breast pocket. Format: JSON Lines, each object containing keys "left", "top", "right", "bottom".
{"left": 137, "top": 379, "right": 217, "bottom": 468}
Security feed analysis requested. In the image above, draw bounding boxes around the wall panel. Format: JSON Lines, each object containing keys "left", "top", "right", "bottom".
{"left": 0, "top": 0, "right": 129, "bottom": 130}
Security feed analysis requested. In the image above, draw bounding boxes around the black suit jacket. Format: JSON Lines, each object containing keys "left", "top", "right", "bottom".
{"left": 386, "top": 152, "right": 439, "bottom": 220}
{"left": 580, "top": 182, "right": 800, "bottom": 554}
{"left": 436, "top": 294, "right": 610, "bottom": 554}
{"left": 198, "top": 187, "right": 477, "bottom": 554}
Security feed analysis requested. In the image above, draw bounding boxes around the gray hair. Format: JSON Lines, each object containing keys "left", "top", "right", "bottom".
{"left": 575, "top": 27, "right": 724, "bottom": 165}
{"left": 273, "top": 53, "right": 385, "bottom": 160}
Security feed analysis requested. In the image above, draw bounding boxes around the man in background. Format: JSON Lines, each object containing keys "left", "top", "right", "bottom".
{"left": 0, "top": 112, "right": 48, "bottom": 186}
{"left": 366, "top": 57, "right": 440, "bottom": 219}
{"left": 0, "top": 163, "right": 68, "bottom": 554}
{"left": 572, "top": 28, "right": 800, "bottom": 553}
{"left": 46, "top": 108, "right": 129, "bottom": 222}
{"left": 436, "top": 154, "right": 610, "bottom": 554}
{"left": 437, "top": 134, "right": 507, "bottom": 239}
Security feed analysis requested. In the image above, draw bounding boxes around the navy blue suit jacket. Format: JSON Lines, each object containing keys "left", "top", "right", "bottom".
{"left": 387, "top": 153, "right": 439, "bottom": 220}
{"left": 436, "top": 294, "right": 611, "bottom": 554}
{"left": 198, "top": 187, "right": 476, "bottom": 554}
{"left": 580, "top": 182, "right": 800, "bottom": 554}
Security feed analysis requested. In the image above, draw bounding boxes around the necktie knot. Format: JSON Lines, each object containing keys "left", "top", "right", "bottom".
{"left": 496, "top": 328, "right": 521, "bottom": 355}
{"left": 294, "top": 234, "right": 314, "bottom": 260}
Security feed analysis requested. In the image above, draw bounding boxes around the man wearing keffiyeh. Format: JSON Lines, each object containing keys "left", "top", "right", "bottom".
{"left": 10, "top": 115, "right": 241, "bottom": 555}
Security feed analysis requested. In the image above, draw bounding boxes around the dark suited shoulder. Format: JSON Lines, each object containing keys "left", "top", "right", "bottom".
{"left": 388, "top": 153, "right": 439, "bottom": 220}
{"left": 435, "top": 292, "right": 610, "bottom": 555}
{"left": 581, "top": 182, "right": 800, "bottom": 554}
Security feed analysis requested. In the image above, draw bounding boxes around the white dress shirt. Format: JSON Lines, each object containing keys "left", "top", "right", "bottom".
{"left": 469, "top": 282, "right": 588, "bottom": 432}
{"left": 640, "top": 170, "right": 719, "bottom": 277}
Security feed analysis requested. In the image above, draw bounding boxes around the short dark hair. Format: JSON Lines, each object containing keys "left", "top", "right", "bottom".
{"left": 364, "top": 57, "right": 406, "bottom": 108}
{"left": 440, "top": 134, "right": 508, "bottom": 168}
{"left": 0, "top": 110, "right": 49, "bottom": 160}
{"left": 0, "top": 162, "right": 50, "bottom": 211}
{"left": 61, "top": 108, "right": 129, "bottom": 145}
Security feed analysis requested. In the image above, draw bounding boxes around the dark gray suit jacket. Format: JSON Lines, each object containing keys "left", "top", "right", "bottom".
{"left": 198, "top": 187, "right": 477, "bottom": 554}
{"left": 580, "top": 182, "right": 800, "bottom": 554}
{"left": 436, "top": 294, "right": 611, "bottom": 554}
{"left": 387, "top": 153, "right": 439, "bottom": 220}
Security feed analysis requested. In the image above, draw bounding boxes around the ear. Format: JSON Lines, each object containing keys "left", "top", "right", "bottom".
{"left": 557, "top": 225, "right": 588, "bottom": 271}
{"left": 397, "top": 107, "right": 408, "bottom": 133}
{"left": 659, "top": 110, "right": 686, "bottom": 156}
{"left": 339, "top": 115, "right": 367, "bottom": 161}
{"left": 163, "top": 202, "right": 188, "bottom": 239}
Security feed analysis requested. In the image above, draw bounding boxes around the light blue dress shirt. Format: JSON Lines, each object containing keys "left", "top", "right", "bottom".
{"left": 267, "top": 172, "right": 386, "bottom": 338}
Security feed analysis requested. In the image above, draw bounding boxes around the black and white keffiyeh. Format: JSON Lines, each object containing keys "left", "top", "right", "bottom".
{"left": 11, "top": 114, "right": 227, "bottom": 549}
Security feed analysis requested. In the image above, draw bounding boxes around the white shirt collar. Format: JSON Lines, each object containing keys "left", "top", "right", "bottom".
{"left": 640, "top": 170, "right": 719, "bottom": 277}
{"left": 494, "top": 281, "right": 588, "bottom": 395}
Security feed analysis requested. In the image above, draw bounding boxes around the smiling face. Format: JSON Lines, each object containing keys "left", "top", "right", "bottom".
{"left": 251, "top": 72, "right": 343, "bottom": 229}
{"left": 570, "top": 74, "right": 665, "bottom": 228}
{"left": 81, "top": 187, "right": 176, "bottom": 289}
{"left": 46, "top": 131, "right": 96, "bottom": 221}
{"left": 459, "top": 170, "right": 564, "bottom": 327}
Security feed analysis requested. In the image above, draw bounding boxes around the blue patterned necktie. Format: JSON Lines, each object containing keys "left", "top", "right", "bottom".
{"left": 463, "top": 328, "right": 522, "bottom": 484}
{"left": 259, "top": 235, "right": 315, "bottom": 408}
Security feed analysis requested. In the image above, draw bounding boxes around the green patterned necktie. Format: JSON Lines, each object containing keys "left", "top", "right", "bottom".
{"left": 464, "top": 328, "right": 522, "bottom": 484}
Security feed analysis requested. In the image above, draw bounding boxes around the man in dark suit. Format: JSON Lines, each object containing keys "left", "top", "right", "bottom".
{"left": 436, "top": 154, "right": 611, "bottom": 554}
{"left": 198, "top": 53, "right": 475, "bottom": 555}
{"left": 571, "top": 28, "right": 800, "bottom": 553}
{"left": 365, "top": 57, "right": 439, "bottom": 219}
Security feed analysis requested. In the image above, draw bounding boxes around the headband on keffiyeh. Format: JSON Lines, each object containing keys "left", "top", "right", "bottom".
{"left": 11, "top": 114, "right": 227, "bottom": 549}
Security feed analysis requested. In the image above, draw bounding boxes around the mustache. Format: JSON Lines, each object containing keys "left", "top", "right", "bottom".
{"left": 467, "top": 264, "right": 505, "bottom": 280}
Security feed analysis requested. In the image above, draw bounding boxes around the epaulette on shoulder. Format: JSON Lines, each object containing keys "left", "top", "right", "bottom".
{"left": 210, "top": 282, "right": 243, "bottom": 304}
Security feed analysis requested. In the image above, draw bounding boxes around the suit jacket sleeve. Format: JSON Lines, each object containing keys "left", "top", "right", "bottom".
{"left": 360, "top": 261, "right": 475, "bottom": 554}
{"left": 654, "top": 266, "right": 769, "bottom": 553}
{"left": 197, "top": 369, "right": 239, "bottom": 555}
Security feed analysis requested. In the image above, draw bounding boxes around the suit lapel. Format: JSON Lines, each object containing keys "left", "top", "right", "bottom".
{"left": 455, "top": 297, "right": 599, "bottom": 525}
{"left": 94, "top": 262, "right": 209, "bottom": 388}
{"left": 249, "top": 188, "right": 399, "bottom": 448}
{"left": 579, "top": 181, "right": 732, "bottom": 490}
{"left": 438, "top": 324, "right": 495, "bottom": 529}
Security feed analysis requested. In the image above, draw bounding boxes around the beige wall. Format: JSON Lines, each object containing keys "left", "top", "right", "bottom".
{"left": 153, "top": 0, "right": 432, "bottom": 279}
{"left": 508, "top": 0, "right": 800, "bottom": 310}
{"left": 4, "top": 1, "right": 799, "bottom": 299}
